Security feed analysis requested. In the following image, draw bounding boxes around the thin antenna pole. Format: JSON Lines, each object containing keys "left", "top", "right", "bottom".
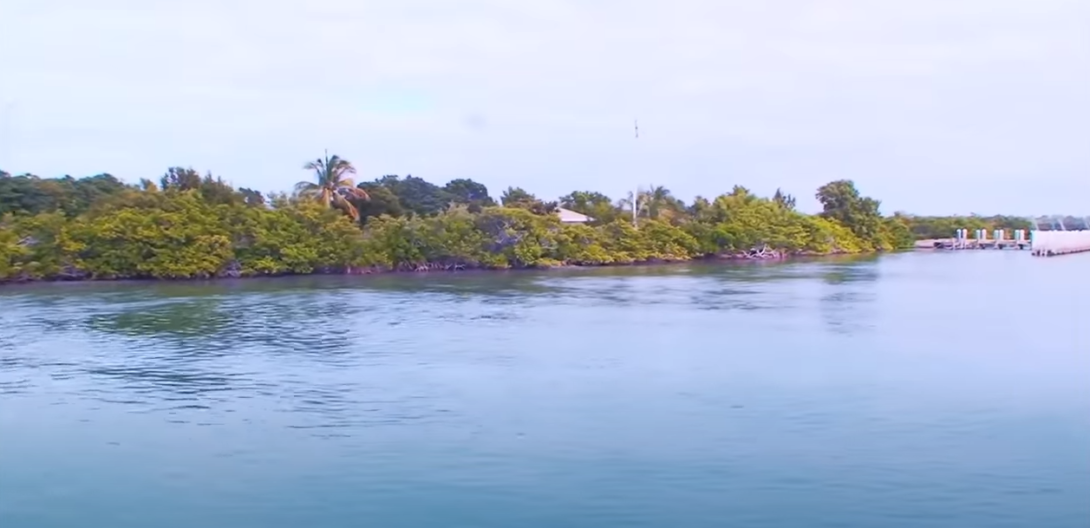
{"left": 633, "top": 119, "right": 639, "bottom": 227}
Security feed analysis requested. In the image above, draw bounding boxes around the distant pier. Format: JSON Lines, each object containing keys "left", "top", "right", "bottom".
{"left": 916, "top": 228, "right": 1090, "bottom": 257}
{"left": 916, "top": 229, "right": 1030, "bottom": 251}
{"left": 916, "top": 239, "right": 1030, "bottom": 251}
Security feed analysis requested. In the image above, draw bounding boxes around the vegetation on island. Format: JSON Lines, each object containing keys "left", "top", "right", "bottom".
{"left": 0, "top": 157, "right": 1003, "bottom": 282}
{"left": 895, "top": 214, "right": 1034, "bottom": 240}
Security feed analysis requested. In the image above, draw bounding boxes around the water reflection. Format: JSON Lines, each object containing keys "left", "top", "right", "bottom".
{"left": 818, "top": 260, "right": 880, "bottom": 334}
{"left": 820, "top": 262, "right": 881, "bottom": 285}
{"left": 0, "top": 259, "right": 889, "bottom": 416}
{"left": 87, "top": 298, "right": 233, "bottom": 340}
{"left": 83, "top": 293, "right": 368, "bottom": 357}
{"left": 1, "top": 259, "right": 894, "bottom": 357}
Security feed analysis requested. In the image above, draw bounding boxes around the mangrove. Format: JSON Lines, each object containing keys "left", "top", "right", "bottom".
{"left": 0, "top": 156, "right": 1016, "bottom": 282}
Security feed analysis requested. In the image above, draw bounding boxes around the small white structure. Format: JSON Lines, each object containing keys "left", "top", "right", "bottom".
{"left": 1031, "top": 230, "right": 1090, "bottom": 257}
{"left": 556, "top": 207, "right": 593, "bottom": 224}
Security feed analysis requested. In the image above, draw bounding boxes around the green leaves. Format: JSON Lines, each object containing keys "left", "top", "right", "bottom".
{"left": 815, "top": 180, "right": 886, "bottom": 249}
{"left": 1, "top": 173, "right": 129, "bottom": 217}
{"left": 1, "top": 175, "right": 943, "bottom": 283}
{"left": 896, "top": 214, "right": 1033, "bottom": 241}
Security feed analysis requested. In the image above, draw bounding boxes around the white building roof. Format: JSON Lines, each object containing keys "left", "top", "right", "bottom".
{"left": 556, "top": 207, "right": 593, "bottom": 223}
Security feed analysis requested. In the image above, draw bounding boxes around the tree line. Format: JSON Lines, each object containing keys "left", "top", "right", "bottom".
{"left": 895, "top": 214, "right": 1034, "bottom": 240}
{"left": 0, "top": 157, "right": 1012, "bottom": 281}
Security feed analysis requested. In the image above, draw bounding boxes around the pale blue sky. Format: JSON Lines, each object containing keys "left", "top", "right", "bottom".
{"left": 1, "top": 0, "right": 1087, "bottom": 215}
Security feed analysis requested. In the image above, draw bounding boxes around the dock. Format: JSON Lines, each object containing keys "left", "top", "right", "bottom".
{"left": 916, "top": 228, "right": 1090, "bottom": 257}
{"left": 916, "top": 239, "right": 1029, "bottom": 250}
{"left": 916, "top": 229, "right": 1030, "bottom": 251}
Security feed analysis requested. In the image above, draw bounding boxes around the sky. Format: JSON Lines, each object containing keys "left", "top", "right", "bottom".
{"left": 1, "top": 0, "right": 1087, "bottom": 215}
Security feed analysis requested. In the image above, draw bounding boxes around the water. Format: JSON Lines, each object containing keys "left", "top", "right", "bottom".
{"left": 2, "top": 252, "right": 1088, "bottom": 528}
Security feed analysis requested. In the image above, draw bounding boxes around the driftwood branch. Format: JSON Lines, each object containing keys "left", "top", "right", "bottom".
{"left": 732, "top": 244, "right": 785, "bottom": 260}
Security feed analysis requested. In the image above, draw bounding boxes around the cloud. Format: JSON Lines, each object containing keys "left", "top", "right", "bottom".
{"left": 1, "top": 0, "right": 1087, "bottom": 214}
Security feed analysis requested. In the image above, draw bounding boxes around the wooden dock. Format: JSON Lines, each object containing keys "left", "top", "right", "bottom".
{"left": 915, "top": 239, "right": 1030, "bottom": 251}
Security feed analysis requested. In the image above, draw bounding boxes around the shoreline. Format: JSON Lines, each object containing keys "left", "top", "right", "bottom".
{"left": 0, "top": 252, "right": 887, "bottom": 288}
{"left": 1, "top": 174, "right": 929, "bottom": 286}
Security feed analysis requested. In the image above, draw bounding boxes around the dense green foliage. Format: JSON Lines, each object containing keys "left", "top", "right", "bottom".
{"left": 0, "top": 160, "right": 1002, "bottom": 282}
{"left": 0, "top": 172, "right": 129, "bottom": 216}
{"left": 895, "top": 214, "right": 1034, "bottom": 240}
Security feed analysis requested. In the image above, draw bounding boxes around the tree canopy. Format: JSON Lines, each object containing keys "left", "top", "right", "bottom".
{"left": 1, "top": 173, "right": 129, "bottom": 217}
{"left": 443, "top": 178, "right": 495, "bottom": 211}
{"left": 294, "top": 153, "right": 369, "bottom": 221}
{"left": 0, "top": 162, "right": 1028, "bottom": 283}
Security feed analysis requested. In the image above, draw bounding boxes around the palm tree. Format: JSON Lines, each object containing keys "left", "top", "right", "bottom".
{"left": 643, "top": 184, "right": 680, "bottom": 220}
{"left": 294, "top": 151, "right": 369, "bottom": 221}
{"left": 772, "top": 188, "right": 797, "bottom": 210}
{"left": 620, "top": 185, "right": 682, "bottom": 223}
{"left": 617, "top": 189, "right": 648, "bottom": 225}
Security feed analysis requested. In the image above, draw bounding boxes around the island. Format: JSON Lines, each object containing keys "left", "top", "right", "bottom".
{"left": 0, "top": 155, "right": 1034, "bottom": 282}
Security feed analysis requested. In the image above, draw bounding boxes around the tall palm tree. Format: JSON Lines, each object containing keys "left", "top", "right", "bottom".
{"left": 621, "top": 185, "right": 682, "bottom": 222}
{"left": 294, "top": 151, "right": 369, "bottom": 221}
{"left": 643, "top": 184, "right": 679, "bottom": 220}
{"left": 618, "top": 189, "right": 648, "bottom": 225}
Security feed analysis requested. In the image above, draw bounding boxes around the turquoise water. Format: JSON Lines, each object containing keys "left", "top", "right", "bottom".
{"left": 1, "top": 252, "right": 1088, "bottom": 527}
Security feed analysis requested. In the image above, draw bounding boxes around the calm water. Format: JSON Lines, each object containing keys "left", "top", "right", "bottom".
{"left": 1, "top": 252, "right": 1088, "bottom": 528}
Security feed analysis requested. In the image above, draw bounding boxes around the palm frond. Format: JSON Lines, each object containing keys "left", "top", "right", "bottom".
{"left": 299, "top": 152, "right": 361, "bottom": 218}
{"left": 293, "top": 181, "right": 321, "bottom": 197}
{"left": 305, "top": 156, "right": 334, "bottom": 185}
{"left": 328, "top": 158, "right": 356, "bottom": 181}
